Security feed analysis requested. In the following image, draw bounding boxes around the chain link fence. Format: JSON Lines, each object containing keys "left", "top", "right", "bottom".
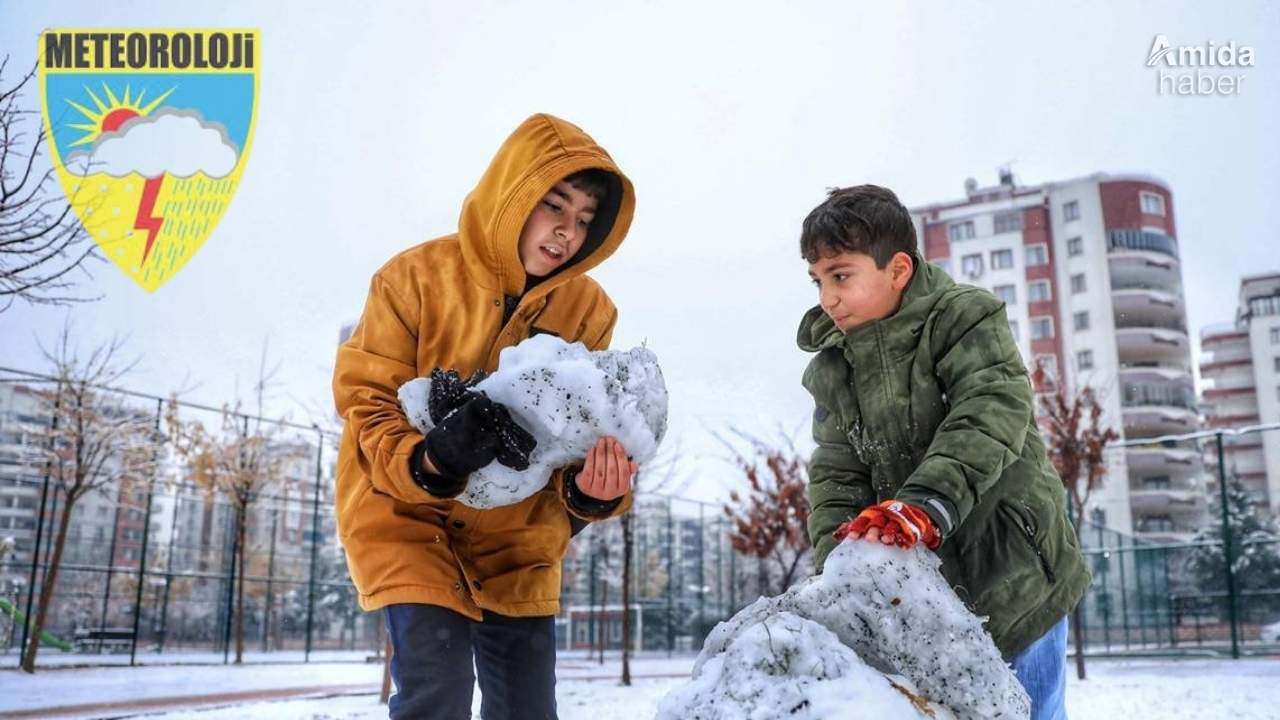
{"left": 1073, "top": 424, "right": 1280, "bottom": 658}
{"left": 3, "top": 366, "right": 1277, "bottom": 668}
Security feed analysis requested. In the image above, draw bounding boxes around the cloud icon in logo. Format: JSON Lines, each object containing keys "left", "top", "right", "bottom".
{"left": 69, "top": 109, "right": 240, "bottom": 179}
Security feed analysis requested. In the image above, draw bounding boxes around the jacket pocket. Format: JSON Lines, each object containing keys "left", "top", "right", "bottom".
{"left": 1000, "top": 500, "right": 1056, "bottom": 585}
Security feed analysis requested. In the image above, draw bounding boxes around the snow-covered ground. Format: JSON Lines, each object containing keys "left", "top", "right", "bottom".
{"left": 2, "top": 652, "right": 1277, "bottom": 719}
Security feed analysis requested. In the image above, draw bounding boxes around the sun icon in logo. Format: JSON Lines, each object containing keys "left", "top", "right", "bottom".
{"left": 65, "top": 83, "right": 175, "bottom": 147}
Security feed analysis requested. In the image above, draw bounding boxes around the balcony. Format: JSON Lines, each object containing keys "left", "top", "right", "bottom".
{"left": 1107, "top": 228, "right": 1179, "bottom": 258}
{"left": 1129, "top": 488, "right": 1207, "bottom": 512}
{"left": 1124, "top": 446, "right": 1202, "bottom": 472}
{"left": 1120, "top": 365, "right": 1193, "bottom": 385}
{"left": 1200, "top": 355, "right": 1252, "bottom": 373}
{"left": 1115, "top": 323, "right": 1190, "bottom": 366}
{"left": 1134, "top": 529, "right": 1196, "bottom": 544}
{"left": 1122, "top": 382, "right": 1196, "bottom": 411}
{"left": 1112, "top": 289, "right": 1185, "bottom": 334}
{"left": 1108, "top": 253, "right": 1182, "bottom": 294}
{"left": 1133, "top": 513, "right": 1199, "bottom": 543}
{"left": 1200, "top": 322, "right": 1249, "bottom": 349}
{"left": 1122, "top": 383, "right": 1198, "bottom": 436}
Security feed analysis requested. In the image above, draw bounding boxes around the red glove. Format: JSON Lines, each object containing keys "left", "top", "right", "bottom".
{"left": 833, "top": 500, "right": 941, "bottom": 550}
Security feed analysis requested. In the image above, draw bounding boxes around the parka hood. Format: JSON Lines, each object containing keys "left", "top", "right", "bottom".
{"left": 457, "top": 113, "right": 636, "bottom": 299}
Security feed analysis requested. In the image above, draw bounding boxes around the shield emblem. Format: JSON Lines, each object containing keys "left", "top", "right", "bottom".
{"left": 38, "top": 29, "right": 259, "bottom": 292}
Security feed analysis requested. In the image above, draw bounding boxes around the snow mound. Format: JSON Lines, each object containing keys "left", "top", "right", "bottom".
{"left": 657, "top": 610, "right": 954, "bottom": 719}
{"left": 664, "top": 541, "right": 1029, "bottom": 719}
{"left": 399, "top": 334, "right": 668, "bottom": 508}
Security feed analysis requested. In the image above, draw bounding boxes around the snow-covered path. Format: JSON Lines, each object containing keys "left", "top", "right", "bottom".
{"left": 3, "top": 653, "right": 1278, "bottom": 719}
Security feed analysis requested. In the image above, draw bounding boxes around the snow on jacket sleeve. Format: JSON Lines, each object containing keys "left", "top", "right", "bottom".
{"left": 896, "top": 289, "right": 1033, "bottom": 539}
{"left": 333, "top": 271, "right": 432, "bottom": 506}
{"left": 803, "top": 361, "right": 876, "bottom": 572}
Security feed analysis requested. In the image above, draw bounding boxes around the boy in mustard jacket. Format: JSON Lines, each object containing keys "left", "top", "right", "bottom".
{"left": 334, "top": 114, "right": 639, "bottom": 720}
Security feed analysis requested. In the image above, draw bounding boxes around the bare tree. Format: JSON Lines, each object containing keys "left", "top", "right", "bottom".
{"left": 20, "top": 329, "right": 157, "bottom": 672}
{"left": 720, "top": 430, "right": 811, "bottom": 598}
{"left": 165, "top": 345, "right": 290, "bottom": 663}
{"left": 1032, "top": 362, "right": 1118, "bottom": 681}
{"left": 0, "top": 57, "right": 100, "bottom": 310}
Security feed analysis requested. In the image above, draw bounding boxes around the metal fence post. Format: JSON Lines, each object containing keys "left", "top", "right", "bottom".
{"left": 697, "top": 503, "right": 705, "bottom": 640}
{"left": 304, "top": 429, "right": 323, "bottom": 661}
{"left": 157, "top": 477, "right": 181, "bottom": 654}
{"left": 129, "top": 398, "right": 163, "bottom": 665}
{"left": 222, "top": 497, "right": 241, "bottom": 664}
{"left": 665, "top": 496, "right": 674, "bottom": 655}
{"left": 1215, "top": 432, "right": 1240, "bottom": 659}
{"left": 20, "top": 383, "right": 60, "bottom": 661}
{"left": 1118, "top": 544, "right": 1131, "bottom": 649}
{"left": 98, "top": 484, "right": 125, "bottom": 652}
{"left": 263, "top": 507, "right": 278, "bottom": 653}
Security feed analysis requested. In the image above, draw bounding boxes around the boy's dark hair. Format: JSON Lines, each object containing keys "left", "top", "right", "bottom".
{"left": 799, "top": 185, "right": 917, "bottom": 268}
{"left": 564, "top": 168, "right": 613, "bottom": 204}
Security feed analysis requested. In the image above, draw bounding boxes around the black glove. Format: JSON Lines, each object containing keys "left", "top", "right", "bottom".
{"left": 422, "top": 393, "right": 537, "bottom": 483}
{"left": 427, "top": 368, "right": 488, "bottom": 425}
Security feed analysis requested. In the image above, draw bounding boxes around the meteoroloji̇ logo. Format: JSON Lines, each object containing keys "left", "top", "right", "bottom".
{"left": 1147, "top": 34, "right": 1255, "bottom": 97}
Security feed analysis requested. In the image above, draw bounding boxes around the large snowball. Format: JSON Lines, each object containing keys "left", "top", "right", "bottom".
{"left": 665, "top": 541, "right": 1030, "bottom": 719}
{"left": 399, "top": 335, "right": 668, "bottom": 508}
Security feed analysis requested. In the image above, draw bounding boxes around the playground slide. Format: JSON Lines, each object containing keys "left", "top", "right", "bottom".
{"left": 0, "top": 597, "right": 72, "bottom": 651}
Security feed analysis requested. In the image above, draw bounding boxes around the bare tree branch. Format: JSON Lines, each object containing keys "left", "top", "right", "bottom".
{"left": 0, "top": 55, "right": 101, "bottom": 309}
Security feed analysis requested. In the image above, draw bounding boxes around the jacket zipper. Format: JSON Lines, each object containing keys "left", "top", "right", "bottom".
{"left": 1015, "top": 510, "right": 1056, "bottom": 584}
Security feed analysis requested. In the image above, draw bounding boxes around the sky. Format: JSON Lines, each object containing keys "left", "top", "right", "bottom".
{"left": 1, "top": 1, "right": 1277, "bottom": 505}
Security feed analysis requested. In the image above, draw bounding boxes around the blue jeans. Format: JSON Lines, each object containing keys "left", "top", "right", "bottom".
{"left": 383, "top": 603, "right": 558, "bottom": 720}
{"left": 1011, "top": 616, "right": 1068, "bottom": 720}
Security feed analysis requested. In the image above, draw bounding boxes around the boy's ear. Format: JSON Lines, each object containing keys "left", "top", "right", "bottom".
{"left": 890, "top": 251, "right": 914, "bottom": 290}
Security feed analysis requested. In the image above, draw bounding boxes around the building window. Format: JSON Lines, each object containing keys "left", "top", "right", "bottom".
{"left": 1140, "top": 191, "right": 1166, "bottom": 216}
{"left": 1251, "top": 295, "right": 1280, "bottom": 318}
{"left": 1271, "top": 327, "right": 1280, "bottom": 344}
{"left": 960, "top": 253, "right": 983, "bottom": 279}
{"left": 1142, "top": 476, "right": 1171, "bottom": 490}
{"left": 993, "top": 211, "right": 1023, "bottom": 234}
{"left": 1031, "top": 317, "right": 1054, "bottom": 340}
{"left": 1274, "top": 357, "right": 1280, "bottom": 372}
{"left": 1077, "top": 349, "right": 1094, "bottom": 370}
{"left": 1008, "top": 320, "right": 1020, "bottom": 340}
{"left": 1070, "top": 273, "right": 1087, "bottom": 294}
{"left": 1074, "top": 311, "right": 1090, "bottom": 331}
{"left": 991, "top": 249, "right": 1014, "bottom": 270}
{"left": 949, "top": 221, "right": 975, "bottom": 242}
{"left": 1028, "top": 280, "right": 1052, "bottom": 302}
{"left": 1036, "top": 354, "right": 1059, "bottom": 378}
{"left": 1063, "top": 200, "right": 1080, "bottom": 222}
{"left": 1026, "top": 244, "right": 1048, "bottom": 266}
{"left": 994, "top": 284, "right": 1017, "bottom": 305}
{"left": 1066, "top": 236, "right": 1083, "bottom": 257}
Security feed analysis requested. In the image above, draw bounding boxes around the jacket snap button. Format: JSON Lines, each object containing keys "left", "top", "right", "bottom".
{"left": 452, "top": 520, "right": 465, "bottom": 529}
{"left": 454, "top": 581, "right": 463, "bottom": 591}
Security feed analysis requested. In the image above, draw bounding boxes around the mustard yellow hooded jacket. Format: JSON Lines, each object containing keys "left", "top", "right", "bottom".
{"left": 333, "top": 114, "right": 636, "bottom": 618}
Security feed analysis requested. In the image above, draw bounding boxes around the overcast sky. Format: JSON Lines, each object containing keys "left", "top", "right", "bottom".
{"left": 2, "top": 1, "right": 1276, "bottom": 504}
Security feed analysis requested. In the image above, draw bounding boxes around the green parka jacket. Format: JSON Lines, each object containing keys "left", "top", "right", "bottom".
{"left": 798, "top": 255, "right": 1090, "bottom": 657}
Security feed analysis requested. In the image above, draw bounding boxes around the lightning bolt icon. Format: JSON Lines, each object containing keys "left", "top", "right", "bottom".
{"left": 134, "top": 176, "right": 165, "bottom": 265}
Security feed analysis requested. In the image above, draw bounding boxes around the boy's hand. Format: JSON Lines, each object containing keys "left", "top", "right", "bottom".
{"left": 834, "top": 500, "right": 940, "bottom": 550}
{"left": 427, "top": 368, "right": 488, "bottom": 425}
{"left": 424, "top": 394, "right": 536, "bottom": 480}
{"left": 575, "top": 436, "right": 638, "bottom": 502}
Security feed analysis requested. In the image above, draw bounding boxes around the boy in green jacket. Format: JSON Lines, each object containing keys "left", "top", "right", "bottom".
{"left": 797, "top": 185, "right": 1090, "bottom": 720}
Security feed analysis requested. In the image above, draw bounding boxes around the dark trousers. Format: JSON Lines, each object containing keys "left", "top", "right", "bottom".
{"left": 384, "top": 603, "right": 558, "bottom": 720}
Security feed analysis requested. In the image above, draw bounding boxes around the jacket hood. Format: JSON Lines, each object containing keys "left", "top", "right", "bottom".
{"left": 797, "top": 253, "right": 954, "bottom": 352}
{"left": 457, "top": 113, "right": 636, "bottom": 299}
